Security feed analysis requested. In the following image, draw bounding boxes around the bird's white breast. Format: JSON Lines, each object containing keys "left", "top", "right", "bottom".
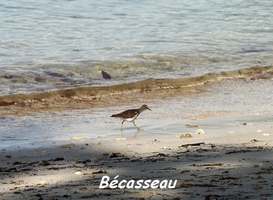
{"left": 125, "top": 115, "right": 138, "bottom": 122}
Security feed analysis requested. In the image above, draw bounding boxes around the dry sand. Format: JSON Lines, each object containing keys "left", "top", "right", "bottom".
{"left": 1, "top": 129, "right": 273, "bottom": 200}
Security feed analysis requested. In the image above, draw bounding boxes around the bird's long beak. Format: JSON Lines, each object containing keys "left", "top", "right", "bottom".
{"left": 147, "top": 107, "right": 152, "bottom": 111}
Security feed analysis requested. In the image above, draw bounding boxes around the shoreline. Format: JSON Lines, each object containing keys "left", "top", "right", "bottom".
{"left": 0, "top": 65, "right": 273, "bottom": 116}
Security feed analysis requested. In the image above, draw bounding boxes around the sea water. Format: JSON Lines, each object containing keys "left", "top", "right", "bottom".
{"left": 1, "top": 0, "right": 273, "bottom": 95}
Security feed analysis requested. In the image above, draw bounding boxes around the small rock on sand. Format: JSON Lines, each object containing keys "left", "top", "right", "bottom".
{"left": 40, "top": 160, "right": 50, "bottom": 166}
{"left": 51, "top": 157, "right": 64, "bottom": 161}
{"left": 92, "top": 170, "right": 107, "bottom": 174}
{"left": 185, "top": 124, "right": 199, "bottom": 128}
{"left": 195, "top": 129, "right": 205, "bottom": 135}
{"left": 179, "top": 133, "right": 192, "bottom": 139}
{"left": 109, "top": 152, "right": 123, "bottom": 158}
{"left": 61, "top": 144, "right": 76, "bottom": 149}
{"left": 250, "top": 138, "right": 259, "bottom": 143}
{"left": 153, "top": 138, "right": 159, "bottom": 142}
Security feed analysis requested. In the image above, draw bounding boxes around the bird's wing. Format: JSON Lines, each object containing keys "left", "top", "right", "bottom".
{"left": 111, "top": 109, "right": 139, "bottom": 118}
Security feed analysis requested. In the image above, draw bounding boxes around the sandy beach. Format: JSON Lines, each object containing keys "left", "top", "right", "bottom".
{"left": 1, "top": 76, "right": 273, "bottom": 199}
{"left": 2, "top": 1, "right": 273, "bottom": 199}
{"left": 1, "top": 131, "right": 273, "bottom": 200}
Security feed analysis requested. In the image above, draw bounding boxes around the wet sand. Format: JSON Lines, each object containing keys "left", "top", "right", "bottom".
{"left": 1, "top": 67, "right": 273, "bottom": 199}
{"left": 1, "top": 104, "right": 273, "bottom": 199}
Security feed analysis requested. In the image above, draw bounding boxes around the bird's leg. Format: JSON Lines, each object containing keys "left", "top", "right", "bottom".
{"left": 121, "top": 120, "right": 125, "bottom": 130}
{"left": 133, "top": 121, "right": 140, "bottom": 130}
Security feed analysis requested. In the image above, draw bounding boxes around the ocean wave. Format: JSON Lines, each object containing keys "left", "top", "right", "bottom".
{"left": 0, "top": 53, "right": 239, "bottom": 96}
{"left": 0, "top": 65, "right": 272, "bottom": 111}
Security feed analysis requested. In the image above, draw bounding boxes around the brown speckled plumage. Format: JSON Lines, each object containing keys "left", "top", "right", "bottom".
{"left": 111, "top": 104, "right": 151, "bottom": 128}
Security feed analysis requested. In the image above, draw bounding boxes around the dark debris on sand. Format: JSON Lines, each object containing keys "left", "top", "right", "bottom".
{"left": 1, "top": 144, "right": 273, "bottom": 200}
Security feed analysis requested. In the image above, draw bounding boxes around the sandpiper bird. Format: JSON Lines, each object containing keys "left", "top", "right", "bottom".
{"left": 111, "top": 104, "right": 151, "bottom": 129}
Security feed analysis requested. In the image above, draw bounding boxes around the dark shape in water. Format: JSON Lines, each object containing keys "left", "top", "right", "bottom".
{"left": 34, "top": 76, "right": 47, "bottom": 82}
{"left": 45, "top": 71, "right": 66, "bottom": 78}
{"left": 4, "top": 74, "right": 14, "bottom": 79}
{"left": 101, "top": 70, "right": 111, "bottom": 80}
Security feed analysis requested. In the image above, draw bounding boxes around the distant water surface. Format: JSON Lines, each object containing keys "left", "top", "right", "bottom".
{"left": 1, "top": 0, "right": 273, "bottom": 94}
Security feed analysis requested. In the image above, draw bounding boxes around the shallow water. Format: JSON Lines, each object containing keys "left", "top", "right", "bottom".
{"left": 1, "top": 79, "right": 273, "bottom": 149}
{"left": 1, "top": 0, "right": 273, "bottom": 94}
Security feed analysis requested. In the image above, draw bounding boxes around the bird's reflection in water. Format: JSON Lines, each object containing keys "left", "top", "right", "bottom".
{"left": 119, "top": 126, "right": 143, "bottom": 139}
